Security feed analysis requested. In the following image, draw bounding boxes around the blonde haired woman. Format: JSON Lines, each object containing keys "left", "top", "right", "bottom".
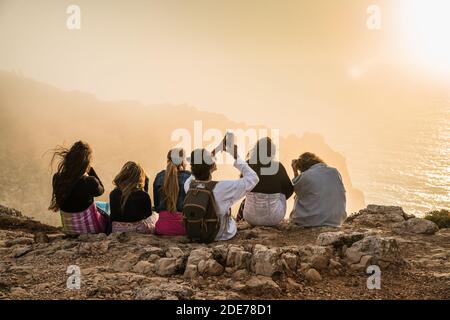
{"left": 153, "top": 148, "right": 190, "bottom": 236}
{"left": 109, "top": 161, "right": 156, "bottom": 233}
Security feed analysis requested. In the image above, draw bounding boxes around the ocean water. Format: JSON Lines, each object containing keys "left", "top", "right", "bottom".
{"left": 344, "top": 103, "right": 450, "bottom": 216}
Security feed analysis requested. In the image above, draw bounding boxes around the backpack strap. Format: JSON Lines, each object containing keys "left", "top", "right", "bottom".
{"left": 205, "top": 181, "right": 218, "bottom": 191}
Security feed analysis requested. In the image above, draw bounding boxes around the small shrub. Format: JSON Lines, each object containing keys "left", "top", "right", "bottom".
{"left": 424, "top": 209, "right": 450, "bottom": 229}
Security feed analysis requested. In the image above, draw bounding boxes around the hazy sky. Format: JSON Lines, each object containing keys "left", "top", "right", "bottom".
{"left": 1, "top": 0, "right": 449, "bottom": 140}
{"left": 1, "top": 0, "right": 449, "bottom": 218}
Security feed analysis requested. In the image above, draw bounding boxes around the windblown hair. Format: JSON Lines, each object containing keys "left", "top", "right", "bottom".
{"left": 297, "top": 152, "right": 325, "bottom": 172}
{"left": 163, "top": 148, "right": 186, "bottom": 213}
{"left": 113, "top": 161, "right": 146, "bottom": 212}
{"left": 49, "top": 141, "right": 92, "bottom": 212}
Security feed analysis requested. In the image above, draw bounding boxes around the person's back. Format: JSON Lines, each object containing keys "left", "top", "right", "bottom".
{"left": 109, "top": 182, "right": 151, "bottom": 222}
{"left": 49, "top": 141, "right": 109, "bottom": 235}
{"left": 55, "top": 168, "right": 104, "bottom": 213}
{"left": 290, "top": 153, "right": 346, "bottom": 227}
{"left": 184, "top": 138, "right": 259, "bottom": 241}
{"left": 110, "top": 162, "right": 155, "bottom": 234}
{"left": 153, "top": 170, "right": 190, "bottom": 213}
{"left": 153, "top": 149, "right": 190, "bottom": 236}
{"left": 242, "top": 138, "right": 294, "bottom": 226}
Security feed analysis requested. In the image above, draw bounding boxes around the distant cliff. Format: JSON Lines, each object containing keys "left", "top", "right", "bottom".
{"left": 0, "top": 71, "right": 364, "bottom": 225}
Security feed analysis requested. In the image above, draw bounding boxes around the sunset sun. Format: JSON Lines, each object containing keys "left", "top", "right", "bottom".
{"left": 400, "top": 0, "right": 450, "bottom": 73}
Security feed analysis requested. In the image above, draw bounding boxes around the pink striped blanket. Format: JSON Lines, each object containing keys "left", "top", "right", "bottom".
{"left": 60, "top": 202, "right": 108, "bottom": 235}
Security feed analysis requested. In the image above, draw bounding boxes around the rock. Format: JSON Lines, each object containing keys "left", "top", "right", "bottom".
{"left": 135, "top": 282, "right": 193, "bottom": 300}
{"left": 394, "top": 218, "right": 439, "bottom": 235}
{"left": 212, "top": 244, "right": 229, "bottom": 265}
{"left": 96, "top": 241, "right": 110, "bottom": 253}
{"left": 124, "top": 252, "right": 140, "bottom": 262}
{"left": 97, "top": 285, "right": 114, "bottom": 295}
{"left": 9, "top": 287, "right": 29, "bottom": 298}
{"left": 133, "top": 261, "right": 153, "bottom": 274}
{"left": 304, "top": 268, "right": 322, "bottom": 282}
{"left": 11, "top": 245, "right": 32, "bottom": 258}
{"left": 203, "top": 259, "right": 224, "bottom": 276}
{"left": 166, "top": 247, "right": 185, "bottom": 259}
{"left": 231, "top": 282, "right": 246, "bottom": 292}
{"left": 226, "top": 245, "right": 251, "bottom": 270}
{"left": 329, "top": 259, "right": 343, "bottom": 270}
{"left": 344, "top": 235, "right": 404, "bottom": 269}
{"left": 183, "top": 264, "right": 198, "bottom": 279}
{"left": 139, "top": 246, "right": 164, "bottom": 260}
{"left": 0, "top": 263, "right": 8, "bottom": 273}
{"left": 78, "top": 242, "right": 94, "bottom": 255}
{"left": 286, "top": 278, "right": 303, "bottom": 291}
{"left": 33, "top": 233, "right": 50, "bottom": 244}
{"left": 186, "top": 248, "right": 213, "bottom": 266}
{"left": 0, "top": 205, "right": 23, "bottom": 217}
{"left": 349, "top": 205, "right": 407, "bottom": 226}
{"left": 5, "top": 237, "right": 33, "bottom": 247}
{"left": 9, "top": 265, "right": 33, "bottom": 276}
{"left": 78, "top": 233, "right": 107, "bottom": 242}
{"left": 155, "top": 258, "right": 182, "bottom": 276}
{"left": 232, "top": 269, "right": 249, "bottom": 280}
{"left": 82, "top": 267, "right": 101, "bottom": 276}
{"left": 148, "top": 254, "right": 160, "bottom": 263}
{"left": 35, "top": 282, "right": 51, "bottom": 291}
{"left": 298, "top": 245, "right": 331, "bottom": 271}
{"left": 251, "top": 245, "right": 281, "bottom": 276}
{"left": 212, "top": 245, "right": 229, "bottom": 265}
{"left": 350, "top": 255, "right": 373, "bottom": 271}
{"left": 430, "top": 251, "right": 449, "bottom": 260}
{"left": 281, "top": 252, "right": 298, "bottom": 272}
{"left": 243, "top": 229, "right": 259, "bottom": 239}
{"left": 2, "top": 201, "right": 448, "bottom": 300}
{"left": 241, "top": 276, "right": 281, "bottom": 296}
{"left": 61, "top": 241, "right": 78, "bottom": 250}
{"left": 316, "top": 231, "right": 365, "bottom": 247}
{"left": 113, "top": 260, "right": 134, "bottom": 273}
{"left": 112, "top": 253, "right": 140, "bottom": 272}
{"left": 108, "top": 232, "right": 130, "bottom": 243}
{"left": 54, "top": 249, "right": 74, "bottom": 259}
{"left": 196, "top": 260, "right": 205, "bottom": 274}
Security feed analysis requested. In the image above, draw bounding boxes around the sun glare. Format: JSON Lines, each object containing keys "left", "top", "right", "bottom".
{"left": 400, "top": 0, "right": 450, "bottom": 73}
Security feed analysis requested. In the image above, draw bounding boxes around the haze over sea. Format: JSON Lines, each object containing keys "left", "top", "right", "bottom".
{"left": 340, "top": 102, "right": 450, "bottom": 216}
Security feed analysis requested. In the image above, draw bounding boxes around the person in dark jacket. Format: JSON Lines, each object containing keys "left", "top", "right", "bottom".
{"left": 153, "top": 148, "right": 190, "bottom": 236}
{"left": 49, "top": 141, "right": 109, "bottom": 234}
{"left": 110, "top": 161, "right": 156, "bottom": 234}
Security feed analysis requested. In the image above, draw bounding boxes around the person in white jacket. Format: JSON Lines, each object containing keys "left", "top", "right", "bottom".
{"left": 184, "top": 137, "right": 259, "bottom": 241}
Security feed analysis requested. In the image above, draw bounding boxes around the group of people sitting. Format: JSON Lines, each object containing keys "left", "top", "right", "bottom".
{"left": 49, "top": 136, "right": 347, "bottom": 242}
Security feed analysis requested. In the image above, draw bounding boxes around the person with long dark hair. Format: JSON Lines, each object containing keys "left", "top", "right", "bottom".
{"left": 240, "top": 137, "right": 294, "bottom": 226}
{"left": 109, "top": 161, "right": 155, "bottom": 233}
{"left": 49, "top": 141, "right": 109, "bottom": 234}
{"left": 153, "top": 148, "right": 190, "bottom": 236}
{"left": 290, "top": 152, "right": 347, "bottom": 227}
